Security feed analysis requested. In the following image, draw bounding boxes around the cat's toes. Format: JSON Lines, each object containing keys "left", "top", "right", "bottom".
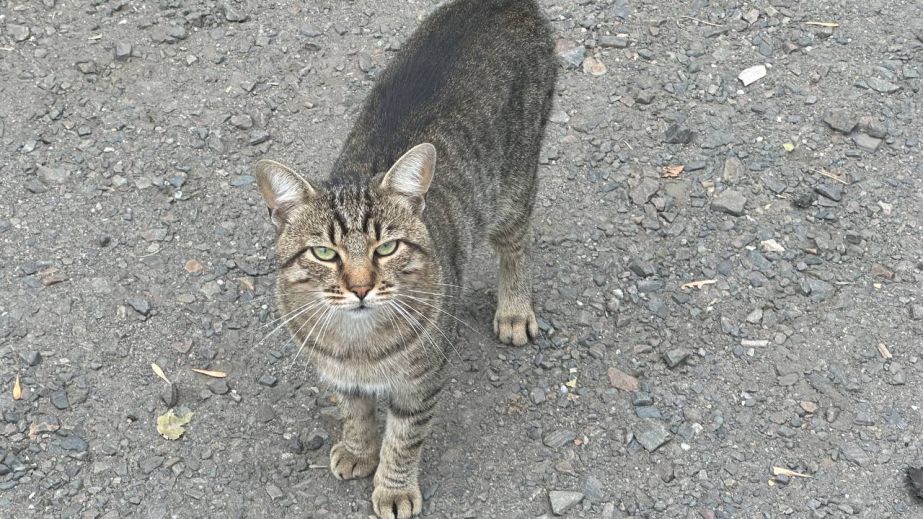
{"left": 372, "top": 484, "right": 423, "bottom": 519}
{"left": 330, "top": 442, "right": 378, "bottom": 480}
{"left": 493, "top": 307, "right": 539, "bottom": 346}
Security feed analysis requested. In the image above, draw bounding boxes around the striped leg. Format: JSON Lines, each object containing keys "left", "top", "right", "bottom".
{"left": 371, "top": 385, "right": 441, "bottom": 519}
{"left": 329, "top": 392, "right": 379, "bottom": 480}
{"left": 491, "top": 222, "right": 539, "bottom": 346}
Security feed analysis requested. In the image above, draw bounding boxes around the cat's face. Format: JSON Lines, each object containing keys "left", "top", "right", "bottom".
{"left": 256, "top": 144, "right": 439, "bottom": 338}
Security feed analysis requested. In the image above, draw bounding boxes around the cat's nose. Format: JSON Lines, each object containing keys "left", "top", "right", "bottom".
{"left": 350, "top": 284, "right": 372, "bottom": 300}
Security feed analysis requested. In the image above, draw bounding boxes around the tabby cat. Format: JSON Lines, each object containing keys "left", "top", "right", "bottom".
{"left": 255, "top": 1, "right": 556, "bottom": 517}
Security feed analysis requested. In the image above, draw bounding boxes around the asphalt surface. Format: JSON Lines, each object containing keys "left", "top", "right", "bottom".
{"left": 1, "top": 1, "right": 922, "bottom": 518}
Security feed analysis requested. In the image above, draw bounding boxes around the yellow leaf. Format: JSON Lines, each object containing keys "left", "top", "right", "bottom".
{"left": 565, "top": 378, "right": 578, "bottom": 388}
{"left": 156, "top": 409, "right": 193, "bottom": 440}
{"left": 680, "top": 279, "right": 717, "bottom": 290}
{"left": 13, "top": 375, "right": 22, "bottom": 400}
{"left": 772, "top": 466, "right": 812, "bottom": 478}
{"left": 151, "top": 363, "right": 171, "bottom": 384}
{"left": 662, "top": 164, "right": 684, "bottom": 178}
{"left": 783, "top": 142, "right": 795, "bottom": 152}
{"left": 192, "top": 368, "right": 227, "bottom": 378}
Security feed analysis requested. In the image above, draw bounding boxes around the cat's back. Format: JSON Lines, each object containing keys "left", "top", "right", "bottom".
{"left": 336, "top": 0, "right": 556, "bottom": 175}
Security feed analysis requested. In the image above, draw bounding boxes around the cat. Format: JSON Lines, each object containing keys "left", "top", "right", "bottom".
{"left": 254, "top": 1, "right": 556, "bottom": 517}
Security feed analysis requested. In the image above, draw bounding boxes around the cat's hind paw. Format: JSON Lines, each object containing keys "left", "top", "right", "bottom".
{"left": 372, "top": 484, "right": 423, "bottom": 519}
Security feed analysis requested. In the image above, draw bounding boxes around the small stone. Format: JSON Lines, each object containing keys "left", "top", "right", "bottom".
{"left": 230, "top": 114, "right": 253, "bottom": 130}
{"left": 303, "top": 431, "right": 325, "bottom": 451}
{"left": 558, "top": 45, "right": 586, "bottom": 69}
{"left": 543, "top": 429, "right": 577, "bottom": 449}
{"left": 598, "top": 35, "right": 629, "bottom": 48}
{"left": 59, "top": 435, "right": 88, "bottom": 453}
{"left": 140, "top": 456, "right": 164, "bottom": 474}
{"left": 38, "top": 267, "right": 66, "bottom": 286}
{"left": 722, "top": 156, "right": 743, "bottom": 183}
{"left": 814, "top": 182, "right": 844, "bottom": 202}
{"left": 8, "top": 24, "right": 31, "bottom": 42}
{"left": 738, "top": 65, "right": 767, "bottom": 86}
{"left": 299, "top": 24, "right": 322, "bottom": 37}
{"left": 207, "top": 379, "right": 229, "bottom": 395}
{"left": 628, "top": 258, "right": 656, "bottom": 278}
{"left": 224, "top": 5, "right": 249, "bottom": 22}
{"left": 37, "top": 165, "right": 68, "bottom": 185}
{"left": 910, "top": 305, "right": 923, "bottom": 321}
{"left": 823, "top": 112, "right": 856, "bottom": 134}
{"left": 266, "top": 484, "right": 283, "bottom": 500}
{"left": 853, "top": 133, "right": 882, "bottom": 152}
{"left": 114, "top": 41, "right": 132, "bottom": 60}
{"left": 711, "top": 189, "right": 747, "bottom": 216}
{"left": 663, "top": 348, "right": 691, "bottom": 368}
{"left": 778, "top": 373, "right": 799, "bottom": 386}
{"left": 257, "top": 374, "right": 278, "bottom": 387}
{"left": 607, "top": 367, "right": 639, "bottom": 392}
{"left": 635, "top": 90, "right": 655, "bottom": 105}
{"left": 166, "top": 26, "right": 187, "bottom": 41}
{"left": 19, "top": 351, "right": 42, "bottom": 366}
{"left": 865, "top": 77, "right": 900, "bottom": 94}
{"left": 50, "top": 390, "right": 70, "bottom": 410}
{"left": 663, "top": 123, "right": 694, "bottom": 144}
{"left": 840, "top": 444, "right": 871, "bottom": 466}
{"left": 127, "top": 298, "right": 151, "bottom": 316}
{"left": 549, "top": 491, "right": 584, "bottom": 515}
{"left": 746, "top": 308, "right": 763, "bottom": 324}
{"left": 800, "top": 401, "right": 818, "bottom": 414}
{"left": 249, "top": 130, "right": 270, "bottom": 145}
{"left": 255, "top": 405, "right": 277, "bottom": 422}
{"left": 802, "top": 278, "right": 835, "bottom": 301}
{"left": 634, "top": 419, "right": 671, "bottom": 452}
{"left": 530, "top": 387, "right": 546, "bottom": 404}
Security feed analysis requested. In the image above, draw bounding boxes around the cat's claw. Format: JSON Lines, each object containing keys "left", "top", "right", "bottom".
{"left": 372, "top": 484, "right": 423, "bottom": 519}
{"left": 330, "top": 443, "right": 378, "bottom": 480}
{"left": 493, "top": 307, "right": 539, "bottom": 346}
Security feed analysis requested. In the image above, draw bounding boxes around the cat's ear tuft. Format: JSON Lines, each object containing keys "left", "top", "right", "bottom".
{"left": 378, "top": 143, "right": 436, "bottom": 210}
{"left": 255, "top": 160, "right": 316, "bottom": 228}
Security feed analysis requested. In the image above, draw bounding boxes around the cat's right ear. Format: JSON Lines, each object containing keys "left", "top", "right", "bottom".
{"left": 255, "top": 160, "right": 316, "bottom": 228}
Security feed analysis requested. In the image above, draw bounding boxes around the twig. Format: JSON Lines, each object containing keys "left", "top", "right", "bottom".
{"left": 812, "top": 168, "right": 848, "bottom": 184}
{"left": 680, "top": 16, "right": 724, "bottom": 27}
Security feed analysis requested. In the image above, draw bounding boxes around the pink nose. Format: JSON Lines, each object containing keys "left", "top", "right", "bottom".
{"left": 350, "top": 285, "right": 371, "bottom": 299}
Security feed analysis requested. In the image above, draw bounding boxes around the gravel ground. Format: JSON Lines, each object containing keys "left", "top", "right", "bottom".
{"left": 2, "top": 0, "right": 923, "bottom": 517}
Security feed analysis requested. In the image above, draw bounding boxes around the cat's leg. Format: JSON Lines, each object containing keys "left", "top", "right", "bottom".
{"left": 371, "top": 385, "right": 441, "bottom": 519}
{"left": 491, "top": 221, "right": 539, "bottom": 346}
{"left": 329, "top": 391, "right": 380, "bottom": 480}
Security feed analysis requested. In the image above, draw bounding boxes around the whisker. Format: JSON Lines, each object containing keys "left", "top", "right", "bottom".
{"left": 396, "top": 293, "right": 487, "bottom": 340}
{"left": 390, "top": 300, "right": 447, "bottom": 364}
{"left": 251, "top": 298, "right": 324, "bottom": 351}
{"left": 393, "top": 298, "right": 459, "bottom": 361}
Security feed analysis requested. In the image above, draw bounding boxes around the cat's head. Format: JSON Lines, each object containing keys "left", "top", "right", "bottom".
{"left": 255, "top": 143, "right": 440, "bottom": 333}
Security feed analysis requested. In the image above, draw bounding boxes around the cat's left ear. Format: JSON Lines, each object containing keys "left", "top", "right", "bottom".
{"left": 378, "top": 143, "right": 436, "bottom": 212}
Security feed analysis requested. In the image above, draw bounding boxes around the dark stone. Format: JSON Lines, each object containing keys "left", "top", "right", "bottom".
{"left": 663, "top": 123, "right": 694, "bottom": 144}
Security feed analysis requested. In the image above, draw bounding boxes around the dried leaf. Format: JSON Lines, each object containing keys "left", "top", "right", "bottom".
{"left": 565, "top": 378, "right": 578, "bottom": 388}
{"left": 662, "top": 164, "right": 684, "bottom": 178}
{"left": 192, "top": 368, "right": 227, "bottom": 378}
{"left": 908, "top": 467, "right": 923, "bottom": 498}
{"left": 151, "top": 363, "right": 171, "bottom": 384}
{"left": 805, "top": 21, "right": 839, "bottom": 27}
{"left": 680, "top": 279, "right": 717, "bottom": 290}
{"left": 13, "top": 375, "right": 22, "bottom": 400}
{"left": 156, "top": 409, "right": 193, "bottom": 440}
{"left": 877, "top": 343, "right": 893, "bottom": 359}
{"left": 772, "top": 466, "right": 812, "bottom": 478}
{"left": 184, "top": 259, "right": 204, "bottom": 273}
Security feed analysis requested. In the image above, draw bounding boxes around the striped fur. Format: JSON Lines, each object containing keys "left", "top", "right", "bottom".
{"left": 255, "top": 1, "right": 556, "bottom": 517}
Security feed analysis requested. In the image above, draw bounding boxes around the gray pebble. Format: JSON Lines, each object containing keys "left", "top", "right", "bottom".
{"left": 549, "top": 490, "right": 584, "bottom": 515}
{"left": 19, "top": 351, "right": 42, "bottom": 366}
{"left": 711, "top": 189, "right": 747, "bottom": 216}
{"left": 51, "top": 390, "right": 70, "bottom": 410}
{"left": 634, "top": 419, "right": 671, "bottom": 452}
{"left": 207, "top": 379, "right": 229, "bottom": 395}
{"left": 127, "top": 298, "right": 152, "bottom": 316}
{"left": 542, "top": 429, "right": 576, "bottom": 449}
{"left": 257, "top": 374, "right": 278, "bottom": 387}
{"left": 663, "top": 123, "right": 693, "bottom": 144}
{"left": 8, "top": 24, "right": 31, "bottom": 42}
{"left": 663, "top": 348, "right": 691, "bottom": 368}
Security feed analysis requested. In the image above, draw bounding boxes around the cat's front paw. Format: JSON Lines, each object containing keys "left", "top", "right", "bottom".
{"left": 493, "top": 306, "right": 539, "bottom": 346}
{"left": 330, "top": 442, "right": 378, "bottom": 480}
{"left": 372, "top": 484, "right": 423, "bottom": 519}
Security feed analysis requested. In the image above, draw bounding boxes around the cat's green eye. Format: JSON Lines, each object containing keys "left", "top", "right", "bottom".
{"left": 312, "top": 246, "right": 337, "bottom": 261}
{"left": 375, "top": 240, "right": 398, "bottom": 257}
